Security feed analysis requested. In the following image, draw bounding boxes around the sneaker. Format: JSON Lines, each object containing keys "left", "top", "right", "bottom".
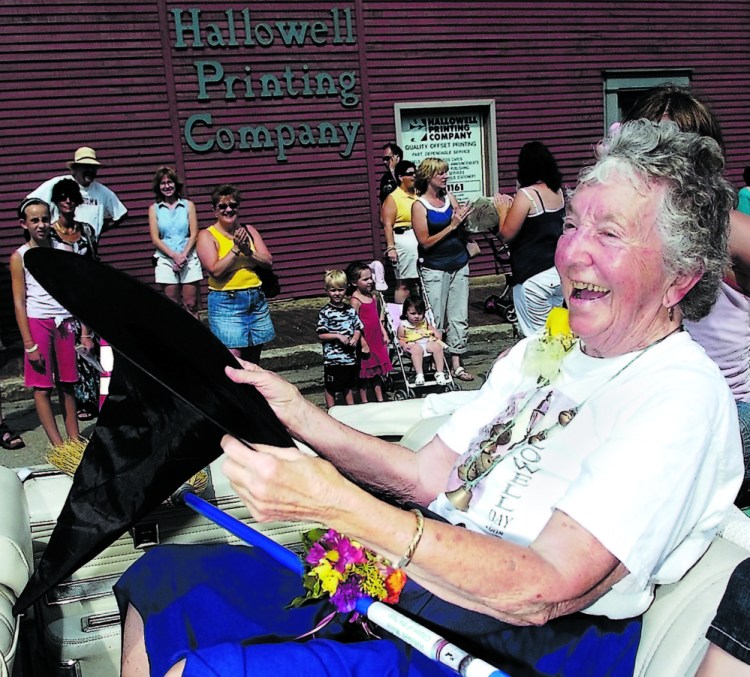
{"left": 414, "top": 374, "right": 425, "bottom": 386}
{"left": 434, "top": 371, "right": 448, "bottom": 385}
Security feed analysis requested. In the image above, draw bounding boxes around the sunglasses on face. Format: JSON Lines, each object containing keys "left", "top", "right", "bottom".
{"left": 216, "top": 202, "right": 239, "bottom": 212}
{"left": 382, "top": 155, "right": 393, "bottom": 162}
{"left": 403, "top": 171, "right": 416, "bottom": 177}
{"left": 58, "top": 195, "right": 79, "bottom": 203}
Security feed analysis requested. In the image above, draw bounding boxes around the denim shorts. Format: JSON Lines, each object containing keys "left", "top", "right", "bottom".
{"left": 706, "top": 557, "right": 750, "bottom": 664}
{"left": 207, "top": 287, "right": 275, "bottom": 349}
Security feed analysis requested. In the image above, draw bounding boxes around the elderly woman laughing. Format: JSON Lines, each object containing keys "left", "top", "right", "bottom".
{"left": 117, "top": 121, "right": 742, "bottom": 677}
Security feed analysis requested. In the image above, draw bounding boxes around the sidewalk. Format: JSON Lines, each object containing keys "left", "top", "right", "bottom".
{"left": 0, "top": 275, "right": 514, "bottom": 403}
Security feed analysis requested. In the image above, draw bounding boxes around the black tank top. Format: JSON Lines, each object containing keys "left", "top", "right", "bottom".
{"left": 508, "top": 189, "right": 564, "bottom": 286}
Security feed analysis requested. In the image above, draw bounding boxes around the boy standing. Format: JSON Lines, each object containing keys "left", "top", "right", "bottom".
{"left": 317, "top": 270, "right": 363, "bottom": 408}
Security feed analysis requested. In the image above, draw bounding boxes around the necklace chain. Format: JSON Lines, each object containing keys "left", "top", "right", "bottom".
{"left": 447, "top": 327, "right": 683, "bottom": 510}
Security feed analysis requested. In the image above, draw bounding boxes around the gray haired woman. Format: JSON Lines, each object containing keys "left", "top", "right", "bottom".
{"left": 120, "top": 121, "right": 741, "bottom": 677}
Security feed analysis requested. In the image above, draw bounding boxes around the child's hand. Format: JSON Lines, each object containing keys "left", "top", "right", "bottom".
{"left": 28, "top": 350, "right": 45, "bottom": 373}
{"left": 360, "top": 339, "right": 370, "bottom": 355}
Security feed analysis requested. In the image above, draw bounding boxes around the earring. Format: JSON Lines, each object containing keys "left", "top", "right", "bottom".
{"left": 667, "top": 305, "right": 674, "bottom": 322}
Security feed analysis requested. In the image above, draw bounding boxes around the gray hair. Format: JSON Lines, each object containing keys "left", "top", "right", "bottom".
{"left": 574, "top": 119, "right": 735, "bottom": 321}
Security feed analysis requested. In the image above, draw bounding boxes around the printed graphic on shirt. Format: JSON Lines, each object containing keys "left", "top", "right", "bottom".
{"left": 443, "top": 386, "right": 578, "bottom": 540}
{"left": 317, "top": 303, "right": 363, "bottom": 365}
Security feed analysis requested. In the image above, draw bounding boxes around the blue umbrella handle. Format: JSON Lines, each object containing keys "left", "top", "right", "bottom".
{"left": 174, "top": 488, "right": 509, "bottom": 677}
{"left": 179, "top": 488, "right": 304, "bottom": 576}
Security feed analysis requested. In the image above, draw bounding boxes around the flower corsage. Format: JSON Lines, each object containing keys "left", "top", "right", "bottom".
{"left": 522, "top": 307, "right": 576, "bottom": 384}
{"left": 289, "top": 527, "right": 407, "bottom": 633}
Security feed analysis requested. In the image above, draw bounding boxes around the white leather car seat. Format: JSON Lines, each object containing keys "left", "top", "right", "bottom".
{"left": 330, "top": 400, "right": 750, "bottom": 675}
{"left": 0, "top": 465, "right": 33, "bottom": 677}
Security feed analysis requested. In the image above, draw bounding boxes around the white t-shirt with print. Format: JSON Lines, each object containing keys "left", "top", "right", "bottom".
{"left": 28, "top": 175, "right": 127, "bottom": 239}
{"left": 430, "top": 331, "right": 742, "bottom": 619}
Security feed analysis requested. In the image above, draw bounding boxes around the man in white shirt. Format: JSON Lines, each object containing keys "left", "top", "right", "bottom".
{"left": 28, "top": 146, "right": 127, "bottom": 241}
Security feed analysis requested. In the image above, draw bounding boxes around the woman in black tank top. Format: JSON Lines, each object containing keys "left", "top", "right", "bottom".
{"left": 493, "top": 142, "right": 565, "bottom": 336}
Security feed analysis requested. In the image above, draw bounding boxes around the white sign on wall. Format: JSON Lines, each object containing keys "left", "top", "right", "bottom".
{"left": 395, "top": 101, "right": 497, "bottom": 205}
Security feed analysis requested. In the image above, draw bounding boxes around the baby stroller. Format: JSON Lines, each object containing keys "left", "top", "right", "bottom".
{"left": 464, "top": 196, "right": 518, "bottom": 329}
{"left": 384, "top": 290, "right": 458, "bottom": 401}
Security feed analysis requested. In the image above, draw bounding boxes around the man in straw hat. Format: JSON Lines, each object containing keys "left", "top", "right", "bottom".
{"left": 27, "top": 146, "right": 127, "bottom": 242}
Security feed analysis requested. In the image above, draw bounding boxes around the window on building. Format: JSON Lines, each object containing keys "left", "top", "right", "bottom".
{"left": 603, "top": 71, "right": 691, "bottom": 132}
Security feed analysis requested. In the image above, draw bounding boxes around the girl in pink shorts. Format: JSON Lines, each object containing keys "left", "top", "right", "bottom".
{"left": 10, "top": 198, "right": 80, "bottom": 446}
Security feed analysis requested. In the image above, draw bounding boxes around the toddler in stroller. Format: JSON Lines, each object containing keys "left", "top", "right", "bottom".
{"left": 396, "top": 296, "right": 449, "bottom": 386}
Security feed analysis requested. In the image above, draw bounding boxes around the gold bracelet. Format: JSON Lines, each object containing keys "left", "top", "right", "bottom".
{"left": 396, "top": 508, "right": 425, "bottom": 569}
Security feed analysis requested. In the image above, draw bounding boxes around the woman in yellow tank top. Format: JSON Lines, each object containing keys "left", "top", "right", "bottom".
{"left": 380, "top": 160, "right": 418, "bottom": 303}
{"left": 196, "top": 184, "right": 275, "bottom": 364}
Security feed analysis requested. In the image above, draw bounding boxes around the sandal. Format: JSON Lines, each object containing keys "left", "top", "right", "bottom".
{"left": 0, "top": 422, "right": 25, "bottom": 450}
{"left": 453, "top": 366, "right": 475, "bottom": 382}
{"left": 77, "top": 409, "right": 96, "bottom": 422}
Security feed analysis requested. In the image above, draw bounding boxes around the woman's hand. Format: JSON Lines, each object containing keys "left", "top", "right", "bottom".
{"left": 450, "top": 203, "right": 474, "bottom": 229}
{"left": 225, "top": 361, "right": 306, "bottom": 429}
{"left": 493, "top": 192, "right": 513, "bottom": 210}
{"left": 386, "top": 247, "right": 398, "bottom": 265}
{"left": 233, "top": 226, "right": 253, "bottom": 255}
{"left": 222, "top": 436, "right": 349, "bottom": 524}
{"left": 172, "top": 252, "right": 187, "bottom": 268}
{"left": 79, "top": 335, "right": 95, "bottom": 353}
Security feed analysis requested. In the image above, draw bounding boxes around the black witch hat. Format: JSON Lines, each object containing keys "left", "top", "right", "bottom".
{"left": 14, "top": 248, "right": 293, "bottom": 614}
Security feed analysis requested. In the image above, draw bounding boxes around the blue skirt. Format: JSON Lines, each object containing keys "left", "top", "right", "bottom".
{"left": 114, "top": 544, "right": 641, "bottom": 677}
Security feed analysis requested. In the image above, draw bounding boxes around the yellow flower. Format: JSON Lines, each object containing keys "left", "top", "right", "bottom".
{"left": 312, "top": 561, "right": 344, "bottom": 595}
{"left": 359, "top": 565, "right": 388, "bottom": 600}
{"left": 546, "top": 307, "right": 571, "bottom": 340}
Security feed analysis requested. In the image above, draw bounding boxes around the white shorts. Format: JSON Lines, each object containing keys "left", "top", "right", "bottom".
{"left": 512, "top": 266, "right": 564, "bottom": 337}
{"left": 154, "top": 251, "right": 203, "bottom": 285}
{"left": 394, "top": 229, "right": 419, "bottom": 280}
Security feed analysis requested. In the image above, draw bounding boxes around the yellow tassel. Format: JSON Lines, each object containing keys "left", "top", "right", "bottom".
{"left": 46, "top": 437, "right": 208, "bottom": 496}
{"left": 545, "top": 307, "right": 575, "bottom": 350}
{"left": 46, "top": 438, "right": 88, "bottom": 477}
{"left": 185, "top": 469, "right": 209, "bottom": 495}
{"left": 522, "top": 308, "right": 576, "bottom": 383}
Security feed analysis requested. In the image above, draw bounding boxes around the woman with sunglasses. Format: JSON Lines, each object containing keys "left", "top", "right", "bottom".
{"left": 380, "top": 160, "right": 419, "bottom": 303}
{"left": 49, "top": 178, "right": 99, "bottom": 422}
{"left": 196, "top": 184, "right": 275, "bottom": 364}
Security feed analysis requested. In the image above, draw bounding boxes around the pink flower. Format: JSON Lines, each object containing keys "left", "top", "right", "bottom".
{"left": 305, "top": 542, "right": 328, "bottom": 566}
{"left": 323, "top": 531, "right": 367, "bottom": 573}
